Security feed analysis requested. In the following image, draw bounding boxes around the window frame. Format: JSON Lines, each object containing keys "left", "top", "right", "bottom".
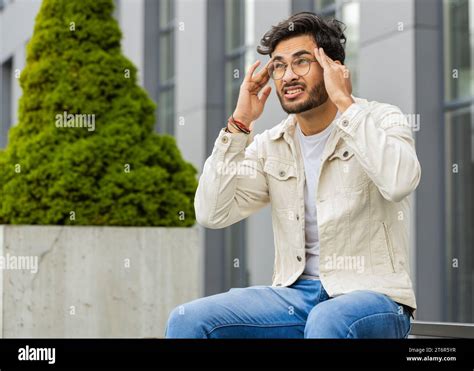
{"left": 0, "top": 57, "right": 13, "bottom": 148}
{"left": 222, "top": 0, "right": 249, "bottom": 289}
{"left": 157, "top": 0, "right": 176, "bottom": 135}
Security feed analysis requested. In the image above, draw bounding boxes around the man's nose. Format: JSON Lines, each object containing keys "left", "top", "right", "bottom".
{"left": 282, "top": 65, "right": 299, "bottom": 83}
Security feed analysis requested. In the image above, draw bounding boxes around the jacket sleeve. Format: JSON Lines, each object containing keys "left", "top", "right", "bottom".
{"left": 194, "top": 128, "right": 270, "bottom": 229}
{"left": 337, "top": 103, "right": 421, "bottom": 202}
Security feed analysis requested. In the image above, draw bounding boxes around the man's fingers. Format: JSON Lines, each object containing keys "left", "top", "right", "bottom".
{"left": 315, "top": 47, "right": 330, "bottom": 69}
{"left": 320, "top": 48, "right": 333, "bottom": 63}
{"left": 253, "top": 59, "right": 272, "bottom": 84}
{"left": 320, "top": 48, "right": 332, "bottom": 68}
{"left": 257, "top": 58, "right": 272, "bottom": 72}
{"left": 320, "top": 48, "right": 340, "bottom": 68}
{"left": 262, "top": 58, "right": 273, "bottom": 74}
{"left": 259, "top": 85, "right": 272, "bottom": 105}
{"left": 314, "top": 47, "right": 324, "bottom": 68}
{"left": 254, "top": 70, "right": 270, "bottom": 90}
{"left": 319, "top": 48, "right": 350, "bottom": 77}
{"left": 244, "top": 60, "right": 261, "bottom": 82}
{"left": 248, "top": 65, "right": 271, "bottom": 94}
{"left": 244, "top": 59, "right": 272, "bottom": 95}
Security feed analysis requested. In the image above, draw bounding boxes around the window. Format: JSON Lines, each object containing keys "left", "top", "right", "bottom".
{"left": 0, "top": 0, "right": 15, "bottom": 11}
{"left": 314, "top": 0, "right": 337, "bottom": 15}
{"left": 445, "top": 0, "right": 474, "bottom": 102}
{"left": 339, "top": 1, "right": 359, "bottom": 93}
{"left": 157, "top": 0, "right": 175, "bottom": 135}
{"left": 225, "top": 0, "right": 246, "bottom": 118}
{"left": 1, "top": 57, "right": 13, "bottom": 148}
{"left": 443, "top": 0, "right": 474, "bottom": 323}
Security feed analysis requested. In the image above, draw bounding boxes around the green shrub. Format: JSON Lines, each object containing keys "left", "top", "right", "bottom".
{"left": 0, "top": 0, "right": 197, "bottom": 226}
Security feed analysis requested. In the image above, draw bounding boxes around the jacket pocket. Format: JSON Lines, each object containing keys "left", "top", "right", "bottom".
{"left": 382, "top": 222, "right": 396, "bottom": 273}
{"left": 263, "top": 158, "right": 298, "bottom": 209}
{"left": 328, "top": 146, "right": 370, "bottom": 188}
{"left": 263, "top": 158, "right": 297, "bottom": 180}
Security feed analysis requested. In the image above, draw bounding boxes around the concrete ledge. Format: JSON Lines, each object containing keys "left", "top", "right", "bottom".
{"left": 409, "top": 320, "right": 474, "bottom": 338}
{"left": 0, "top": 225, "right": 200, "bottom": 338}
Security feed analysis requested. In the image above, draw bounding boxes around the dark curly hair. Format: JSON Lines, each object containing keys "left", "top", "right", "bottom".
{"left": 257, "top": 12, "right": 347, "bottom": 64}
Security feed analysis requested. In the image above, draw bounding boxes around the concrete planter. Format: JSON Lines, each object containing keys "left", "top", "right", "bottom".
{"left": 0, "top": 225, "right": 201, "bottom": 338}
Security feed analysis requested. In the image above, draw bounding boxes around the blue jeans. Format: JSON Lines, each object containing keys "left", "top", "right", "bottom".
{"left": 165, "top": 279, "right": 412, "bottom": 338}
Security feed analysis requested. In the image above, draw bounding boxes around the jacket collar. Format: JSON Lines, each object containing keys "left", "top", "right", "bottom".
{"left": 269, "top": 95, "right": 367, "bottom": 142}
{"left": 269, "top": 115, "right": 295, "bottom": 141}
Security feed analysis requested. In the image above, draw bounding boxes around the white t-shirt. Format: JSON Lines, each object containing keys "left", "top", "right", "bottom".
{"left": 296, "top": 111, "right": 340, "bottom": 279}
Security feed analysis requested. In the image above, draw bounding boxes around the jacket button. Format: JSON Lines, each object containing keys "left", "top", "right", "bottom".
{"left": 276, "top": 283, "right": 282, "bottom": 286}
{"left": 279, "top": 170, "right": 286, "bottom": 177}
{"left": 296, "top": 214, "right": 299, "bottom": 221}
{"left": 297, "top": 256, "right": 302, "bottom": 262}
{"left": 343, "top": 150, "right": 349, "bottom": 157}
{"left": 341, "top": 119, "right": 349, "bottom": 127}
{"left": 221, "top": 135, "right": 229, "bottom": 144}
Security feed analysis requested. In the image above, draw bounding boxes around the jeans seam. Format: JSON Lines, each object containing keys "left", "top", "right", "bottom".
{"left": 206, "top": 322, "right": 306, "bottom": 337}
{"left": 346, "top": 311, "right": 409, "bottom": 338}
{"left": 317, "top": 283, "right": 324, "bottom": 304}
{"left": 403, "top": 320, "right": 412, "bottom": 338}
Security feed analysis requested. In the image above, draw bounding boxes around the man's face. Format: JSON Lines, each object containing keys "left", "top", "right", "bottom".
{"left": 270, "top": 34, "right": 328, "bottom": 114}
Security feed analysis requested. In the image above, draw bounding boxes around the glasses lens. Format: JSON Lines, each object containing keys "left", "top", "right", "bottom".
{"left": 293, "top": 58, "right": 311, "bottom": 77}
{"left": 269, "top": 63, "right": 285, "bottom": 80}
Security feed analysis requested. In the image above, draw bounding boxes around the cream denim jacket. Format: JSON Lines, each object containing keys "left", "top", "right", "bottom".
{"left": 195, "top": 96, "right": 421, "bottom": 313}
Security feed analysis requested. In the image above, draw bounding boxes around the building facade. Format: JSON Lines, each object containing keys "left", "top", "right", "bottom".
{"left": 1, "top": 0, "right": 473, "bottom": 325}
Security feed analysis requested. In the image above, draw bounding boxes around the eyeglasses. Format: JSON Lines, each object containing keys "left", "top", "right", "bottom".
{"left": 267, "top": 57, "right": 318, "bottom": 80}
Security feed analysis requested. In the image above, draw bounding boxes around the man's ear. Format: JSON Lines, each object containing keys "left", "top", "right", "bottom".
{"left": 334, "top": 60, "right": 342, "bottom": 65}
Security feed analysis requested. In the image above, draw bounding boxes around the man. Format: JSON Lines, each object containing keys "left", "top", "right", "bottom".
{"left": 165, "top": 12, "right": 421, "bottom": 338}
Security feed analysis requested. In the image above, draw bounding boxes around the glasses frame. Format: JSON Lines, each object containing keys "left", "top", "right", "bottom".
{"left": 267, "top": 57, "right": 319, "bottom": 80}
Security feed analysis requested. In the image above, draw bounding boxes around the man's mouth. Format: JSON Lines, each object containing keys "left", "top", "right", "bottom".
{"left": 283, "top": 86, "right": 305, "bottom": 99}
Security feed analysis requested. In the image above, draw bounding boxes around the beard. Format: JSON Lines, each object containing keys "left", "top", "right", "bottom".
{"left": 277, "top": 81, "right": 329, "bottom": 114}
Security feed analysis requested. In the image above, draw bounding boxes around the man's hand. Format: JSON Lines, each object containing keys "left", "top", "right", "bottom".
{"left": 232, "top": 60, "right": 272, "bottom": 129}
{"left": 314, "top": 47, "right": 354, "bottom": 112}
